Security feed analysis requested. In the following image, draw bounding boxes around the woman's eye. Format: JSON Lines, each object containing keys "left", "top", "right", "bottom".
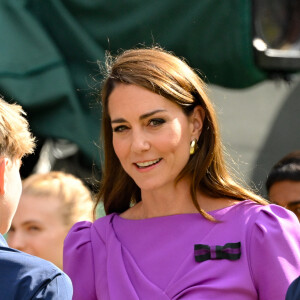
{"left": 113, "top": 125, "right": 128, "bottom": 133}
{"left": 148, "top": 118, "right": 165, "bottom": 127}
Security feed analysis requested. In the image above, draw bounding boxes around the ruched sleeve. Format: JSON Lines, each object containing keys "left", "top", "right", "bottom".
{"left": 64, "top": 221, "right": 97, "bottom": 300}
{"left": 247, "top": 204, "right": 300, "bottom": 300}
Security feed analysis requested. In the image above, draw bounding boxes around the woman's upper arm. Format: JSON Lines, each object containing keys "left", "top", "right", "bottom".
{"left": 248, "top": 205, "right": 300, "bottom": 300}
{"left": 63, "top": 221, "right": 97, "bottom": 300}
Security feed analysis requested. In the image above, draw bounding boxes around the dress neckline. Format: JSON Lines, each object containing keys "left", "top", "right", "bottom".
{"left": 115, "top": 199, "right": 252, "bottom": 222}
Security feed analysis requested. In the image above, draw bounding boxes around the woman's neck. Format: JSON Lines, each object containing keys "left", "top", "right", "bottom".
{"left": 123, "top": 178, "right": 199, "bottom": 219}
{"left": 120, "top": 178, "right": 240, "bottom": 220}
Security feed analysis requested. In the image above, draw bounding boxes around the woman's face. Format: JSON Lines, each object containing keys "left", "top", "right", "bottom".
{"left": 7, "top": 194, "right": 69, "bottom": 269}
{"left": 108, "top": 83, "right": 203, "bottom": 192}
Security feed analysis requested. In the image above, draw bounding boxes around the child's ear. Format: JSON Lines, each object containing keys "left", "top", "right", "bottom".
{"left": 0, "top": 158, "right": 8, "bottom": 195}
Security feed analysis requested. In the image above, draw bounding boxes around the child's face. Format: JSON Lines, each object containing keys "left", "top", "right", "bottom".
{"left": 0, "top": 158, "right": 22, "bottom": 234}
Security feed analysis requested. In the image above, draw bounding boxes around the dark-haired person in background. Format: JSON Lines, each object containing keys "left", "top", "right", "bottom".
{"left": 266, "top": 151, "right": 300, "bottom": 221}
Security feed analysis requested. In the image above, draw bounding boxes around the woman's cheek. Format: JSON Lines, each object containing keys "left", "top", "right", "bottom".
{"left": 113, "top": 138, "right": 126, "bottom": 159}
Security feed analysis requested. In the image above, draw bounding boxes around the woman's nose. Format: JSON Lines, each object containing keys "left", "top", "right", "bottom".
{"left": 131, "top": 130, "right": 150, "bottom": 153}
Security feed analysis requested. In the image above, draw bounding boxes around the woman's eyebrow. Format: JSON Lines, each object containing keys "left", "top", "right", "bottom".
{"left": 111, "top": 118, "right": 126, "bottom": 124}
{"left": 139, "top": 109, "right": 166, "bottom": 120}
{"left": 111, "top": 109, "right": 166, "bottom": 124}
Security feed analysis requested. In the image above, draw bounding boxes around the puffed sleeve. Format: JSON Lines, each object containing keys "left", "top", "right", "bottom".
{"left": 63, "top": 221, "right": 97, "bottom": 300}
{"left": 32, "top": 272, "right": 73, "bottom": 300}
{"left": 248, "top": 204, "right": 300, "bottom": 300}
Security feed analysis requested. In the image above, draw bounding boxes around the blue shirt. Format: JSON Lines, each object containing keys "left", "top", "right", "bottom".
{"left": 286, "top": 276, "right": 300, "bottom": 300}
{"left": 0, "top": 235, "right": 72, "bottom": 299}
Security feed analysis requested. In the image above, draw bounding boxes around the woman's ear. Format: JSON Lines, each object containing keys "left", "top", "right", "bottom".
{"left": 190, "top": 106, "right": 205, "bottom": 139}
{"left": 0, "top": 157, "right": 8, "bottom": 195}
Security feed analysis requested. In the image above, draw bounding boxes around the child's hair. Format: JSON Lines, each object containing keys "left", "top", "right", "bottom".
{"left": 0, "top": 97, "right": 35, "bottom": 159}
{"left": 22, "top": 171, "right": 94, "bottom": 226}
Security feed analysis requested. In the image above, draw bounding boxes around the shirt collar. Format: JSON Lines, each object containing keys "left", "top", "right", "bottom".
{"left": 0, "top": 235, "right": 8, "bottom": 247}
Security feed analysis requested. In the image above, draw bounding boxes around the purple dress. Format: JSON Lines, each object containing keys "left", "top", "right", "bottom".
{"left": 63, "top": 200, "right": 300, "bottom": 299}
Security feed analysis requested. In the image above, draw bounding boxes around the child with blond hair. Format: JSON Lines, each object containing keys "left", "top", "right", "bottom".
{"left": 0, "top": 97, "right": 72, "bottom": 299}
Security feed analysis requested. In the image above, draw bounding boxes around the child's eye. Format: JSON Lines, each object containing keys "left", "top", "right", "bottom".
{"left": 148, "top": 118, "right": 165, "bottom": 127}
{"left": 8, "top": 226, "right": 15, "bottom": 233}
{"left": 112, "top": 125, "right": 129, "bottom": 133}
{"left": 28, "top": 226, "right": 41, "bottom": 232}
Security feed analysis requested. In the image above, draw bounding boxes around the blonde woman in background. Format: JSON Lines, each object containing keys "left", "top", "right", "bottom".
{"left": 8, "top": 171, "right": 94, "bottom": 269}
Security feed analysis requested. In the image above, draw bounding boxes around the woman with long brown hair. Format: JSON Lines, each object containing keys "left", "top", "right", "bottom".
{"left": 64, "top": 47, "right": 300, "bottom": 299}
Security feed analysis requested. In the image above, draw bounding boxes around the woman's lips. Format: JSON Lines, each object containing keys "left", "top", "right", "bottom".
{"left": 134, "top": 158, "right": 162, "bottom": 169}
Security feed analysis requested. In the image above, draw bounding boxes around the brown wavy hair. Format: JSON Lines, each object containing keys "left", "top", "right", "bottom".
{"left": 95, "top": 47, "right": 266, "bottom": 220}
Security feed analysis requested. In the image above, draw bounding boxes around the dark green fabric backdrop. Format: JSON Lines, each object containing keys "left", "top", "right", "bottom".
{"left": 0, "top": 0, "right": 267, "bottom": 166}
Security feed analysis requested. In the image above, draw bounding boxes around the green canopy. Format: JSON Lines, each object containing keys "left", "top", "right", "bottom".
{"left": 0, "top": 0, "right": 267, "bottom": 166}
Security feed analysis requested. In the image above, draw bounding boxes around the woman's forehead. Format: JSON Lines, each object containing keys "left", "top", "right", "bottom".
{"left": 107, "top": 84, "right": 179, "bottom": 117}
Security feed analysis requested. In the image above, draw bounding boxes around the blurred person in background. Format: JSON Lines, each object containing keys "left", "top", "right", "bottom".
{"left": 266, "top": 151, "right": 300, "bottom": 221}
{"left": 8, "top": 171, "right": 94, "bottom": 269}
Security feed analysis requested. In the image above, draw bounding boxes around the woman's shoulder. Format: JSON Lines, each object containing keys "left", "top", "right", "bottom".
{"left": 64, "top": 214, "right": 116, "bottom": 249}
{"left": 222, "top": 199, "right": 298, "bottom": 221}
{"left": 244, "top": 202, "right": 300, "bottom": 299}
{"left": 239, "top": 200, "right": 300, "bottom": 258}
{"left": 63, "top": 215, "right": 118, "bottom": 300}
{"left": 215, "top": 200, "right": 300, "bottom": 234}
{"left": 63, "top": 214, "right": 117, "bottom": 291}
{"left": 245, "top": 201, "right": 300, "bottom": 229}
